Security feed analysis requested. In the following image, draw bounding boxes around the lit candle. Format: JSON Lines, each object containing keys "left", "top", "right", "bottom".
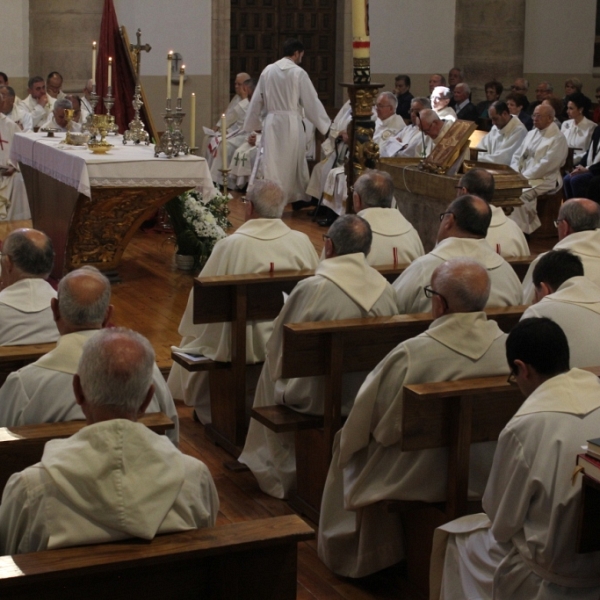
{"left": 178, "top": 65, "right": 185, "bottom": 99}
{"left": 167, "top": 51, "right": 173, "bottom": 100}
{"left": 190, "top": 92, "right": 196, "bottom": 145}
{"left": 108, "top": 56, "right": 113, "bottom": 89}
{"left": 221, "top": 113, "right": 227, "bottom": 170}
{"left": 92, "top": 41, "right": 97, "bottom": 86}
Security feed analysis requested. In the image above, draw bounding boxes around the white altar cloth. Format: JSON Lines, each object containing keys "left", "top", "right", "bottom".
{"left": 10, "top": 132, "right": 216, "bottom": 199}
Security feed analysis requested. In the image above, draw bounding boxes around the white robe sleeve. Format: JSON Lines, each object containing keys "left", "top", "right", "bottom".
{"left": 521, "top": 134, "right": 568, "bottom": 181}
{"left": 297, "top": 71, "right": 331, "bottom": 136}
{"left": 0, "top": 372, "right": 30, "bottom": 427}
{"left": 243, "top": 77, "right": 265, "bottom": 132}
{"left": 393, "top": 260, "right": 431, "bottom": 314}
{"left": 0, "top": 472, "right": 36, "bottom": 555}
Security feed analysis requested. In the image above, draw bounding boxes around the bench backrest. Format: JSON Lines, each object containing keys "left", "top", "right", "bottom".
{"left": 400, "top": 365, "right": 600, "bottom": 518}
{"left": 0, "top": 342, "right": 57, "bottom": 386}
{"left": 0, "top": 413, "right": 173, "bottom": 493}
{"left": 0, "top": 515, "right": 314, "bottom": 600}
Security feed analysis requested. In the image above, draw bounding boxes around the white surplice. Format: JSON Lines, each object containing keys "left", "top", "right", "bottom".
{"left": 0, "top": 113, "right": 30, "bottom": 221}
{"left": 509, "top": 123, "right": 568, "bottom": 234}
{"left": 385, "top": 124, "right": 424, "bottom": 158}
{"left": 0, "top": 419, "right": 219, "bottom": 554}
{"left": 244, "top": 57, "right": 331, "bottom": 203}
{"left": 477, "top": 115, "right": 528, "bottom": 166}
{"left": 358, "top": 207, "right": 424, "bottom": 266}
{"left": 414, "top": 119, "right": 453, "bottom": 160}
{"left": 167, "top": 218, "right": 319, "bottom": 424}
{"left": 393, "top": 237, "right": 523, "bottom": 314}
{"left": 318, "top": 312, "right": 508, "bottom": 578}
{"left": 238, "top": 253, "right": 400, "bottom": 499}
{"left": 21, "top": 95, "right": 50, "bottom": 129}
{"left": 0, "top": 279, "right": 58, "bottom": 345}
{"left": 432, "top": 369, "right": 600, "bottom": 600}
{"left": 0, "top": 330, "right": 180, "bottom": 444}
{"left": 522, "top": 229, "right": 600, "bottom": 303}
{"left": 4, "top": 103, "right": 33, "bottom": 132}
{"left": 521, "top": 276, "right": 600, "bottom": 367}
{"left": 561, "top": 117, "right": 596, "bottom": 165}
{"left": 435, "top": 106, "right": 457, "bottom": 122}
{"left": 486, "top": 205, "right": 530, "bottom": 258}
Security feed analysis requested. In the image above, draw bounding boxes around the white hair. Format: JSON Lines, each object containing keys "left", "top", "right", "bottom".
{"left": 247, "top": 179, "right": 286, "bottom": 218}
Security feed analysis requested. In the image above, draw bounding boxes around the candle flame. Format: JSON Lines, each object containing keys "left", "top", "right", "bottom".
{"left": 92, "top": 41, "right": 97, "bottom": 48}
{"left": 108, "top": 57, "right": 113, "bottom": 64}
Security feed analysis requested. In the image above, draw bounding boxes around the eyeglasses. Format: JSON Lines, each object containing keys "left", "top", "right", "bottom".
{"left": 322, "top": 234, "right": 330, "bottom": 242}
{"left": 439, "top": 211, "right": 453, "bottom": 222}
{"left": 507, "top": 371, "right": 518, "bottom": 385}
{"left": 423, "top": 285, "right": 448, "bottom": 310}
{"left": 375, "top": 103, "right": 392, "bottom": 109}
{"left": 510, "top": 85, "right": 526, "bottom": 91}
{"left": 553, "top": 218, "right": 565, "bottom": 228}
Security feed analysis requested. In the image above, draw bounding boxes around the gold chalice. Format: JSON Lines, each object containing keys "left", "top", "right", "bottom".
{"left": 87, "top": 115, "right": 114, "bottom": 154}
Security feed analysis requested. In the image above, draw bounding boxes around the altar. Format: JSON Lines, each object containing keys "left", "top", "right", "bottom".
{"left": 11, "top": 131, "right": 215, "bottom": 279}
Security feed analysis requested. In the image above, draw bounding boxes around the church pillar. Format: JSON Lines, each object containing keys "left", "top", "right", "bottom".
{"left": 212, "top": 0, "right": 231, "bottom": 125}
{"left": 29, "top": 0, "right": 104, "bottom": 88}
{"left": 454, "top": 0, "right": 526, "bottom": 101}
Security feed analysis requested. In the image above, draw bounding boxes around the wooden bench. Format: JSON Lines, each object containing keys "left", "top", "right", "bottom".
{"left": 251, "top": 305, "right": 526, "bottom": 522}
{"left": 397, "top": 363, "right": 600, "bottom": 595}
{"left": 172, "top": 265, "right": 409, "bottom": 457}
{"left": 0, "top": 514, "right": 314, "bottom": 600}
{"left": 0, "top": 412, "right": 174, "bottom": 493}
{"left": 0, "top": 342, "right": 56, "bottom": 386}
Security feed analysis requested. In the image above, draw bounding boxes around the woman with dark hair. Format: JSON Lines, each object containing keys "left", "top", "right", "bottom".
{"left": 476, "top": 81, "right": 503, "bottom": 119}
{"left": 561, "top": 92, "right": 596, "bottom": 165}
{"left": 505, "top": 92, "right": 532, "bottom": 131}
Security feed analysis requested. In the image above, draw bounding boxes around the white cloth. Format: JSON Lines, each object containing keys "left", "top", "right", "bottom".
{"left": 4, "top": 104, "right": 33, "bottom": 132}
{"left": 509, "top": 123, "right": 568, "bottom": 234}
{"left": 486, "top": 205, "right": 530, "bottom": 258}
{"left": 39, "top": 115, "right": 82, "bottom": 133}
{"left": 11, "top": 132, "right": 216, "bottom": 200}
{"left": 358, "top": 207, "right": 424, "bottom": 266}
{"left": 561, "top": 117, "right": 596, "bottom": 165}
{"left": 435, "top": 106, "right": 457, "bottom": 122}
{"left": 306, "top": 100, "right": 352, "bottom": 199}
{"left": 432, "top": 369, "right": 600, "bottom": 600}
{"left": 0, "top": 279, "right": 58, "bottom": 345}
{"left": 0, "top": 114, "right": 31, "bottom": 221}
{"left": 238, "top": 253, "right": 400, "bottom": 499}
{"left": 230, "top": 134, "right": 261, "bottom": 188}
{"left": 374, "top": 113, "right": 406, "bottom": 157}
{"left": 522, "top": 230, "right": 600, "bottom": 303}
{"left": 385, "top": 124, "right": 424, "bottom": 158}
{"left": 318, "top": 311, "right": 508, "bottom": 578}
{"left": 521, "top": 276, "right": 600, "bottom": 368}
{"left": 167, "top": 218, "right": 319, "bottom": 424}
{"left": 21, "top": 95, "right": 50, "bottom": 129}
{"left": 244, "top": 57, "right": 331, "bottom": 203}
{"left": 477, "top": 115, "right": 528, "bottom": 166}
{"left": 0, "top": 329, "right": 180, "bottom": 444}
{"left": 393, "top": 237, "right": 523, "bottom": 313}
{"left": 209, "top": 98, "right": 249, "bottom": 185}
{"left": 0, "top": 418, "right": 219, "bottom": 554}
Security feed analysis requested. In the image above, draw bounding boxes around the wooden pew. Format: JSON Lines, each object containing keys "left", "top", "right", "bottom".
{"left": 251, "top": 305, "right": 526, "bottom": 522}
{"left": 397, "top": 364, "right": 600, "bottom": 595}
{"left": 0, "top": 413, "right": 174, "bottom": 493}
{"left": 0, "top": 342, "right": 56, "bottom": 386}
{"left": 173, "top": 265, "right": 408, "bottom": 457}
{"left": 174, "top": 256, "right": 532, "bottom": 458}
{"left": 0, "top": 514, "right": 314, "bottom": 600}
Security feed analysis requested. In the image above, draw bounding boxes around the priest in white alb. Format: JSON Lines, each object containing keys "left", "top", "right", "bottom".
{"left": 0, "top": 229, "right": 58, "bottom": 345}
{"left": 431, "top": 318, "right": 600, "bottom": 600}
{"left": 381, "top": 97, "right": 430, "bottom": 158}
{"left": 318, "top": 258, "right": 509, "bottom": 578}
{"left": 238, "top": 215, "right": 400, "bottom": 499}
{"left": 167, "top": 180, "right": 319, "bottom": 424}
{"left": 243, "top": 38, "right": 331, "bottom": 204}
{"left": 21, "top": 76, "right": 51, "bottom": 129}
{"left": 0, "top": 86, "right": 33, "bottom": 132}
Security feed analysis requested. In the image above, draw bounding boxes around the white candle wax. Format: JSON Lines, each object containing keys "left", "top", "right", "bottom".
{"left": 108, "top": 57, "right": 112, "bottom": 88}
{"left": 92, "top": 41, "right": 97, "bottom": 85}
{"left": 190, "top": 93, "right": 196, "bottom": 144}
{"left": 221, "top": 113, "right": 227, "bottom": 170}
{"left": 167, "top": 51, "right": 173, "bottom": 100}
{"left": 178, "top": 65, "right": 185, "bottom": 99}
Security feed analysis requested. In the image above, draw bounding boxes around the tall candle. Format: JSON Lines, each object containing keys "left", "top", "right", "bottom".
{"left": 178, "top": 65, "right": 185, "bottom": 99}
{"left": 108, "top": 56, "right": 113, "bottom": 89}
{"left": 167, "top": 51, "right": 173, "bottom": 100}
{"left": 351, "top": 0, "right": 370, "bottom": 83}
{"left": 221, "top": 113, "right": 227, "bottom": 170}
{"left": 190, "top": 92, "right": 196, "bottom": 144}
{"left": 92, "top": 41, "right": 97, "bottom": 85}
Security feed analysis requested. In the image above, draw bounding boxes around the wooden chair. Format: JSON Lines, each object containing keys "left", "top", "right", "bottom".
{"left": 0, "top": 413, "right": 173, "bottom": 493}
{"left": 532, "top": 186, "right": 563, "bottom": 240}
{"left": 0, "top": 514, "right": 314, "bottom": 600}
{"left": 251, "top": 305, "right": 526, "bottom": 522}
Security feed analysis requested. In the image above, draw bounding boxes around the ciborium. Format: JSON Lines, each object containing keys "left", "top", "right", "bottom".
{"left": 87, "top": 115, "right": 114, "bottom": 154}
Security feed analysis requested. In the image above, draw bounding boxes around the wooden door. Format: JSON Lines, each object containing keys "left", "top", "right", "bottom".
{"left": 230, "top": 0, "right": 337, "bottom": 111}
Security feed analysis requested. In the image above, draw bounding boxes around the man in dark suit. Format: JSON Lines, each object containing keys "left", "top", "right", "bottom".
{"left": 453, "top": 83, "right": 478, "bottom": 121}
{"left": 394, "top": 75, "right": 413, "bottom": 121}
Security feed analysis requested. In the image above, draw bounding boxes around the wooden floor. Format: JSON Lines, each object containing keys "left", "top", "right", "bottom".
{"left": 0, "top": 197, "right": 554, "bottom": 599}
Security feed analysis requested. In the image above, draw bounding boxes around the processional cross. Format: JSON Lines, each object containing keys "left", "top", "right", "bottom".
{"left": 129, "top": 28, "right": 152, "bottom": 82}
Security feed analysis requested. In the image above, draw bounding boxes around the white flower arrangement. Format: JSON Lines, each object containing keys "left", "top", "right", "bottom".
{"left": 165, "top": 190, "right": 231, "bottom": 270}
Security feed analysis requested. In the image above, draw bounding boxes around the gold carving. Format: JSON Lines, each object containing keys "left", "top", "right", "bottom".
{"left": 354, "top": 88, "right": 379, "bottom": 117}
{"left": 353, "top": 125, "right": 379, "bottom": 179}
{"left": 353, "top": 57, "right": 370, "bottom": 67}
{"left": 66, "top": 187, "right": 190, "bottom": 272}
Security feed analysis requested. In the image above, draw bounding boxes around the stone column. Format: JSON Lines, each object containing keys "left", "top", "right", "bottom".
{"left": 29, "top": 0, "right": 104, "bottom": 89}
{"left": 211, "top": 0, "right": 231, "bottom": 126}
{"left": 454, "top": 0, "right": 526, "bottom": 103}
